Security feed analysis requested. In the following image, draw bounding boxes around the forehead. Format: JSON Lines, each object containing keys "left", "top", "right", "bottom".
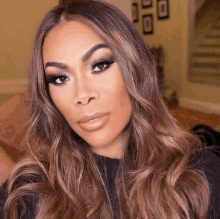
{"left": 43, "top": 21, "right": 105, "bottom": 62}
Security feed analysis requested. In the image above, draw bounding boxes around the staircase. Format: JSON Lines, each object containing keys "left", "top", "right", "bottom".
{"left": 188, "top": 2, "right": 220, "bottom": 86}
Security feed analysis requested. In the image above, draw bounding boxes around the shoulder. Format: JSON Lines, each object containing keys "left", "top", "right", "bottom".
{"left": 195, "top": 151, "right": 220, "bottom": 183}
{"left": 194, "top": 151, "right": 220, "bottom": 219}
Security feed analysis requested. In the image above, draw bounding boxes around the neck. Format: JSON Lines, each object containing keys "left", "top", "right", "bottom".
{"left": 91, "top": 130, "right": 130, "bottom": 159}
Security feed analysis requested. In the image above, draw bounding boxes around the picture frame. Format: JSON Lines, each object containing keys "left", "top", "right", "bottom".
{"left": 142, "top": 14, "right": 153, "bottom": 35}
{"left": 157, "top": 0, "right": 169, "bottom": 20}
{"left": 141, "top": 0, "right": 152, "bottom": 8}
{"left": 132, "top": 3, "right": 139, "bottom": 23}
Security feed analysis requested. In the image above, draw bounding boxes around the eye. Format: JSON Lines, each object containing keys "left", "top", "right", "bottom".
{"left": 91, "top": 59, "right": 114, "bottom": 74}
{"left": 46, "top": 74, "right": 69, "bottom": 86}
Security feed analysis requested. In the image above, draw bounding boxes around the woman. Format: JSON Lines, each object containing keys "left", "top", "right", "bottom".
{"left": 1, "top": 0, "right": 220, "bottom": 218}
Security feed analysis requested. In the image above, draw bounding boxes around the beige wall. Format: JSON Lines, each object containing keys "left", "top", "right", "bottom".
{"left": 116, "top": 0, "right": 132, "bottom": 21}
{"left": 0, "top": 0, "right": 58, "bottom": 81}
{"left": 0, "top": 0, "right": 130, "bottom": 82}
{"left": 133, "top": 0, "right": 220, "bottom": 113}
{"left": 108, "top": 0, "right": 132, "bottom": 20}
{"left": 133, "top": 0, "right": 185, "bottom": 93}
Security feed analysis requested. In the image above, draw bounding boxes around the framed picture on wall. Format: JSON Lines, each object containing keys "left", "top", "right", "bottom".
{"left": 157, "top": 0, "right": 169, "bottom": 20}
{"left": 132, "top": 3, "right": 139, "bottom": 23}
{"left": 141, "top": 0, "right": 152, "bottom": 8}
{"left": 142, "top": 14, "right": 153, "bottom": 34}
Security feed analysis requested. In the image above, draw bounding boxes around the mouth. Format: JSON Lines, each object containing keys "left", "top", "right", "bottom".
{"left": 78, "top": 113, "right": 110, "bottom": 132}
{"left": 78, "top": 112, "right": 109, "bottom": 123}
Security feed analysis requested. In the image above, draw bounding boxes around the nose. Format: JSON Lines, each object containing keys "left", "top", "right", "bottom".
{"left": 73, "top": 77, "right": 99, "bottom": 106}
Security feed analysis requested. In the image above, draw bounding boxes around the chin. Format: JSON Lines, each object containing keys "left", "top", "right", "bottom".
{"left": 86, "top": 137, "right": 113, "bottom": 149}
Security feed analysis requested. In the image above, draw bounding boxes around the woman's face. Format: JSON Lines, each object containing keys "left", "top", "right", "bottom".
{"left": 43, "top": 21, "right": 132, "bottom": 158}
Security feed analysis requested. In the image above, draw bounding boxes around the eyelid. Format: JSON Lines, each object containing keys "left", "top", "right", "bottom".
{"left": 46, "top": 73, "right": 70, "bottom": 86}
{"left": 45, "top": 56, "right": 115, "bottom": 82}
{"left": 91, "top": 56, "right": 114, "bottom": 66}
{"left": 91, "top": 57, "right": 114, "bottom": 71}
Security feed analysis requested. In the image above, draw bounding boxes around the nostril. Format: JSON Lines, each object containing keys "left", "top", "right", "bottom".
{"left": 76, "top": 96, "right": 95, "bottom": 105}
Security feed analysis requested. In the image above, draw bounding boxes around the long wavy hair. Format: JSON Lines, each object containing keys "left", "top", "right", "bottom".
{"left": 4, "top": 1, "right": 210, "bottom": 218}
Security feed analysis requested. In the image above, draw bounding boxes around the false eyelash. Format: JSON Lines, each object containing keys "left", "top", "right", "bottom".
{"left": 46, "top": 74, "right": 69, "bottom": 86}
{"left": 91, "top": 57, "right": 115, "bottom": 73}
{"left": 46, "top": 57, "right": 115, "bottom": 85}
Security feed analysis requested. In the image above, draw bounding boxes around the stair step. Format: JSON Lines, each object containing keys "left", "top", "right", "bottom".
{"left": 209, "top": 30, "right": 220, "bottom": 35}
{"left": 195, "top": 47, "right": 220, "bottom": 53}
{"left": 205, "top": 34, "right": 220, "bottom": 39}
{"left": 199, "top": 44, "right": 220, "bottom": 48}
{"left": 190, "top": 68, "right": 220, "bottom": 77}
{"left": 202, "top": 38, "right": 220, "bottom": 44}
{"left": 192, "top": 57, "right": 220, "bottom": 63}
{"left": 213, "top": 25, "right": 220, "bottom": 30}
{"left": 193, "top": 52, "right": 220, "bottom": 58}
{"left": 191, "top": 68, "right": 220, "bottom": 76}
{"left": 192, "top": 62, "right": 220, "bottom": 69}
{"left": 189, "top": 75, "right": 220, "bottom": 86}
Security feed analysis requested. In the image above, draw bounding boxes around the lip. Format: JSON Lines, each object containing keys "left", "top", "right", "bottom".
{"left": 78, "top": 112, "right": 109, "bottom": 123}
{"left": 78, "top": 113, "right": 110, "bottom": 132}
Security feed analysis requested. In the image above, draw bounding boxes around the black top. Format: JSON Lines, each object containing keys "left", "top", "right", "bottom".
{"left": 1, "top": 151, "right": 220, "bottom": 219}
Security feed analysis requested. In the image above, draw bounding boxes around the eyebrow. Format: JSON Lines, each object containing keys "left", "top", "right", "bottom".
{"left": 45, "top": 62, "right": 68, "bottom": 70}
{"left": 44, "top": 43, "right": 109, "bottom": 70}
{"left": 81, "top": 43, "right": 109, "bottom": 62}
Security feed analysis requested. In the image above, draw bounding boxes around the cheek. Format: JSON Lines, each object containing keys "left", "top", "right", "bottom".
{"left": 117, "top": 87, "right": 132, "bottom": 120}
{"left": 49, "top": 86, "right": 72, "bottom": 116}
{"left": 110, "top": 74, "right": 132, "bottom": 120}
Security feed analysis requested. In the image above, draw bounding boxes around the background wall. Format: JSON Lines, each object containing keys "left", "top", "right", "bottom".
{"left": 106, "top": 0, "right": 132, "bottom": 21}
{"left": 0, "top": 0, "right": 59, "bottom": 103}
{"left": 132, "top": 0, "right": 220, "bottom": 114}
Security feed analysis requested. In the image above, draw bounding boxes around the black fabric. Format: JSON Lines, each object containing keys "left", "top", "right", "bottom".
{"left": 196, "top": 151, "right": 220, "bottom": 219}
{"left": 93, "top": 153, "right": 120, "bottom": 219}
{"left": 0, "top": 181, "right": 7, "bottom": 219}
{"left": 0, "top": 180, "right": 38, "bottom": 219}
{"left": 1, "top": 151, "right": 220, "bottom": 218}
{"left": 191, "top": 124, "right": 220, "bottom": 149}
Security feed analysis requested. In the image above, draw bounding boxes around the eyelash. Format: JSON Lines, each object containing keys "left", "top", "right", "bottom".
{"left": 91, "top": 58, "right": 114, "bottom": 74}
{"left": 46, "top": 58, "right": 115, "bottom": 86}
{"left": 46, "top": 74, "right": 69, "bottom": 86}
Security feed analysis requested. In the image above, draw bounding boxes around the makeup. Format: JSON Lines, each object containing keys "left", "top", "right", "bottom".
{"left": 43, "top": 20, "right": 132, "bottom": 157}
{"left": 91, "top": 57, "right": 114, "bottom": 74}
{"left": 46, "top": 74, "right": 69, "bottom": 85}
{"left": 78, "top": 114, "right": 110, "bottom": 132}
{"left": 45, "top": 57, "right": 114, "bottom": 86}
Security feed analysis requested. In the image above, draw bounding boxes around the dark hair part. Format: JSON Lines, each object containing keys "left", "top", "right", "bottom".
{"left": 5, "top": 1, "right": 209, "bottom": 218}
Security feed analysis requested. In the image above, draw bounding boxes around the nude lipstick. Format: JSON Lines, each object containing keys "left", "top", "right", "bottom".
{"left": 77, "top": 112, "right": 109, "bottom": 132}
